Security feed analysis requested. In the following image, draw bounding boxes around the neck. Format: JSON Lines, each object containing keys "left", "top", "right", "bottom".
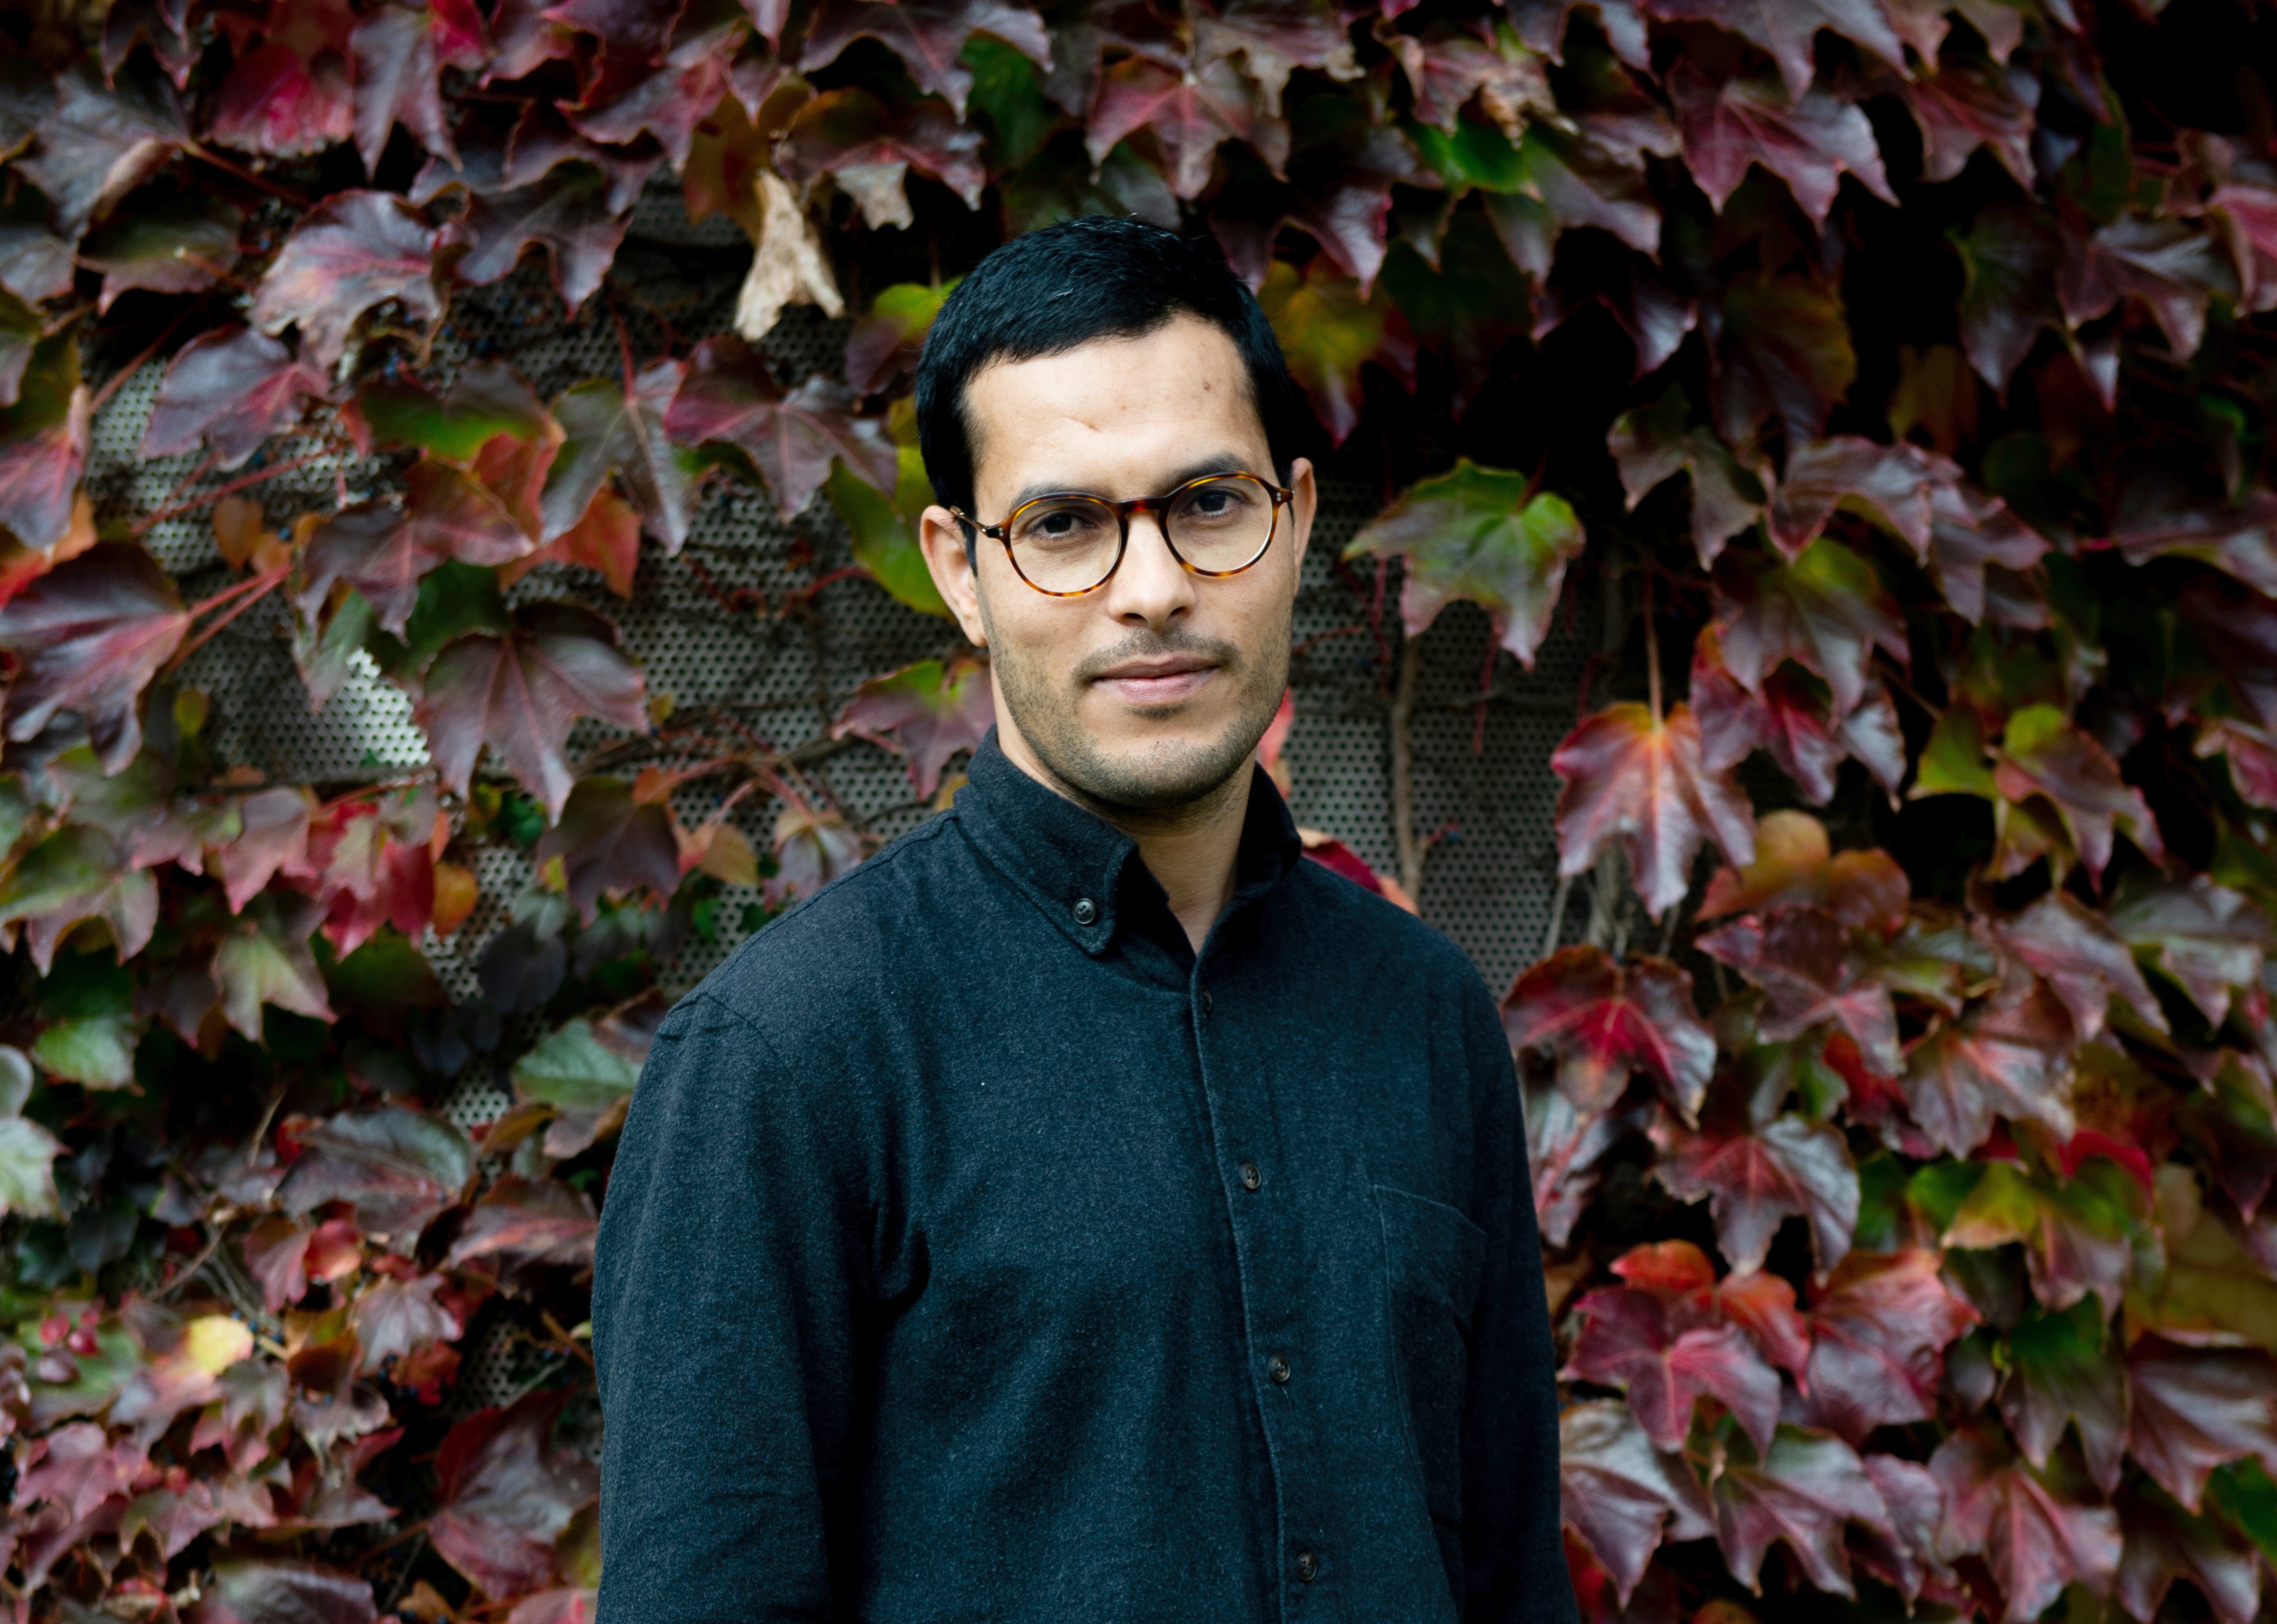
{"left": 998, "top": 728, "right": 1253, "bottom": 952}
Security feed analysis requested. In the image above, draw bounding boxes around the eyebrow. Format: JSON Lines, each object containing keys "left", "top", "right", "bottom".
{"left": 1000, "top": 452, "right": 1257, "bottom": 514}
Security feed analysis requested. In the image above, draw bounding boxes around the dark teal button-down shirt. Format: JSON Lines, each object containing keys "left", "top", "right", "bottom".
{"left": 592, "top": 734, "right": 1572, "bottom": 1623}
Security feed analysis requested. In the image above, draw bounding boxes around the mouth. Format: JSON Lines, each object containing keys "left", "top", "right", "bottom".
{"left": 1091, "top": 654, "right": 1219, "bottom": 707}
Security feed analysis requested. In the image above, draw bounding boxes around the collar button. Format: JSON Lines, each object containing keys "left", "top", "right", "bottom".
{"left": 1072, "top": 897, "right": 1098, "bottom": 926}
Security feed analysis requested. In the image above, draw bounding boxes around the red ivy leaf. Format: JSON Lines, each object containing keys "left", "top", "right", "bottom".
{"left": 1645, "top": 0, "right": 1904, "bottom": 99}
{"left": 249, "top": 191, "right": 442, "bottom": 376}
{"left": 1994, "top": 705, "right": 2165, "bottom": 883}
{"left": 18, "top": 60, "right": 189, "bottom": 235}
{"left": 1767, "top": 437, "right": 1946, "bottom": 561}
{"left": 1899, "top": 976, "right": 2075, "bottom": 1157}
{"left": 539, "top": 359, "right": 698, "bottom": 550}
{"left": 1931, "top": 1422, "right": 2121, "bottom": 1624}
{"left": 209, "top": 42, "right": 354, "bottom": 160}
{"left": 0, "top": 543, "right": 186, "bottom": 773}
{"left": 414, "top": 603, "right": 649, "bottom": 820}
{"left": 1693, "top": 636, "right": 1905, "bottom": 806}
{"left": 1944, "top": 1158, "right": 2137, "bottom": 1319}
{"left": 531, "top": 776, "right": 682, "bottom": 922}
{"left": 1552, "top": 702, "right": 1756, "bottom": 919}
{"left": 1609, "top": 1239, "right": 1815, "bottom": 1379}
{"left": 1711, "top": 540, "right": 1906, "bottom": 717}
{"left": 1927, "top": 480, "right": 2049, "bottom": 625}
{"left": 1527, "top": 1084, "right": 1645, "bottom": 1248}
{"left": 1803, "top": 1249, "right": 1978, "bottom": 1442}
{"left": 1652, "top": 1110, "right": 1859, "bottom": 1273}
{"left": 1954, "top": 198, "right": 2062, "bottom": 391}
{"left": 541, "top": 0, "right": 682, "bottom": 60}
{"left": 1698, "top": 809, "right": 1910, "bottom": 936}
{"left": 800, "top": 0, "right": 1049, "bottom": 116}
{"left": 1892, "top": 56, "right": 2037, "bottom": 188}
{"left": 1698, "top": 904, "right": 1900, "bottom": 1075}
{"left": 443, "top": 162, "right": 633, "bottom": 313}
{"left": 1503, "top": 947, "right": 1715, "bottom": 1119}
{"left": 664, "top": 336, "right": 898, "bottom": 522}
{"left": 1667, "top": 65, "right": 1894, "bottom": 223}
{"left": 1711, "top": 1426, "right": 1892, "bottom": 1596}
{"left": 430, "top": 1390, "right": 598, "bottom": 1601}
{"left": 1712, "top": 264, "right": 1857, "bottom": 446}
{"left": 832, "top": 656, "right": 995, "bottom": 797}
{"left": 776, "top": 89, "right": 985, "bottom": 229}
{"left": 444, "top": 1176, "right": 601, "bottom": 1288}
{"left": 1088, "top": 54, "right": 1283, "bottom": 201}
{"left": 77, "top": 196, "right": 242, "bottom": 313}
{"left": 351, "top": 4, "right": 467, "bottom": 174}
{"left": 1566, "top": 1287, "right": 1783, "bottom": 1451}
{"left": 2108, "top": 874, "right": 2269, "bottom": 1029}
{"left": 2126, "top": 1337, "right": 2277, "bottom": 1513}
{"left": 1198, "top": 0, "right": 1362, "bottom": 117}
{"left": 1606, "top": 387, "right": 1765, "bottom": 569}
{"left": 1995, "top": 891, "right": 2165, "bottom": 1042}
{"left": 1558, "top": 1398, "right": 1717, "bottom": 1605}
{"left": 2058, "top": 214, "right": 2237, "bottom": 360}
{"left": 140, "top": 326, "right": 330, "bottom": 471}
{"left": 2115, "top": 1481, "right": 2264, "bottom": 1624}
{"left": 296, "top": 464, "right": 535, "bottom": 636}
{"left": 277, "top": 1103, "right": 475, "bottom": 1244}
{"left": 192, "top": 1560, "right": 376, "bottom": 1624}
{"left": 1851, "top": 1453, "right": 1952, "bottom": 1602}
{"left": 0, "top": 335, "right": 90, "bottom": 553}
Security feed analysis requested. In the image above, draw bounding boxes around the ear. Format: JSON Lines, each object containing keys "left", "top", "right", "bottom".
{"left": 1285, "top": 456, "right": 1317, "bottom": 582}
{"left": 920, "top": 505, "right": 991, "bottom": 648}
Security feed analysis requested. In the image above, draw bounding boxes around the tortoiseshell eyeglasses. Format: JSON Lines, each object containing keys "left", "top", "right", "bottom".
{"left": 951, "top": 471, "right": 1294, "bottom": 597}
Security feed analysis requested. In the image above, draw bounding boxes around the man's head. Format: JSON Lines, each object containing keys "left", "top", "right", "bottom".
{"left": 915, "top": 217, "right": 1316, "bottom": 821}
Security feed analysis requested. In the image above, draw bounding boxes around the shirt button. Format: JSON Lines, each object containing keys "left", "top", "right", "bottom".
{"left": 1239, "top": 1162, "right": 1260, "bottom": 1192}
{"left": 1202, "top": 990, "right": 1213, "bottom": 1013}
{"left": 1295, "top": 1550, "right": 1318, "bottom": 1582}
{"left": 1267, "top": 1353, "right": 1291, "bottom": 1384}
{"left": 1072, "top": 897, "right": 1097, "bottom": 925}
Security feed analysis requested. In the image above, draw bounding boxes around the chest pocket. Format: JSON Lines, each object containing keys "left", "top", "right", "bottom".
{"left": 1375, "top": 1184, "right": 1488, "bottom": 1529}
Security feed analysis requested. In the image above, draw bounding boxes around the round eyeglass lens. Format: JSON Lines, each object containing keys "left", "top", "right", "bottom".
{"left": 1167, "top": 475, "right": 1275, "bottom": 573}
{"left": 1007, "top": 496, "right": 1123, "bottom": 593}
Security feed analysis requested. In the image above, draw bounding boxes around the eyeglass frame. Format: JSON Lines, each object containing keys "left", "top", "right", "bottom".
{"left": 950, "top": 471, "right": 1297, "bottom": 598}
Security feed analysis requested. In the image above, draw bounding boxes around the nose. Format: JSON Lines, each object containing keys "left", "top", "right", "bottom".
{"left": 1100, "top": 507, "right": 1196, "bottom": 632}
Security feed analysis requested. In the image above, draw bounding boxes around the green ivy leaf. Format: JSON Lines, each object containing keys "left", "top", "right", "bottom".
{"left": 828, "top": 452, "right": 952, "bottom": 618}
{"left": 1345, "top": 459, "right": 1584, "bottom": 668}
{"left": 513, "top": 1019, "right": 640, "bottom": 1114}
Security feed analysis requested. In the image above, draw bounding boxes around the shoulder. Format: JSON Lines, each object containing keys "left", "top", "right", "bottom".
{"left": 669, "top": 810, "right": 973, "bottom": 1040}
{"left": 1276, "top": 856, "right": 1495, "bottom": 999}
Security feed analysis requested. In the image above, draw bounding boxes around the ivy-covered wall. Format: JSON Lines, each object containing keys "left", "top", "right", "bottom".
{"left": 7, "top": 0, "right": 2277, "bottom": 1621}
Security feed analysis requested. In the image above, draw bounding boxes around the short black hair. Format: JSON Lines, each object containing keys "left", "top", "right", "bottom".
{"left": 914, "top": 217, "right": 1306, "bottom": 532}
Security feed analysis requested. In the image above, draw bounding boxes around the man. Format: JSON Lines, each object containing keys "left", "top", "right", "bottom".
{"left": 593, "top": 217, "right": 1572, "bottom": 1623}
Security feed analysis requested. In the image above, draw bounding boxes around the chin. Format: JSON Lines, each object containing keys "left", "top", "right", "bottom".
{"left": 1045, "top": 727, "right": 1256, "bottom": 813}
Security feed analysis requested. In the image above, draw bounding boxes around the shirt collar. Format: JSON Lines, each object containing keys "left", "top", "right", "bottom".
{"left": 954, "top": 729, "right": 1304, "bottom": 956}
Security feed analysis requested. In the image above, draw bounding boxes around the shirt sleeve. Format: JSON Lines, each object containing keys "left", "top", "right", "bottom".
{"left": 1456, "top": 977, "right": 1579, "bottom": 1624}
{"left": 593, "top": 993, "right": 864, "bottom": 1623}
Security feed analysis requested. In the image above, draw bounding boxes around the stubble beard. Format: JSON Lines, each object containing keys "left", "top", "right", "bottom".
{"left": 983, "top": 598, "right": 1292, "bottom": 818}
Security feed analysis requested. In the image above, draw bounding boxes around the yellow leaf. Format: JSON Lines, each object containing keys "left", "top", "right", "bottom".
{"left": 698, "top": 824, "right": 761, "bottom": 886}
{"left": 431, "top": 861, "right": 478, "bottom": 936}
{"left": 183, "top": 1314, "right": 253, "bottom": 1376}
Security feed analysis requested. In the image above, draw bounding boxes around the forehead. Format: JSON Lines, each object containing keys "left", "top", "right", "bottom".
{"left": 962, "top": 314, "right": 1267, "bottom": 498}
